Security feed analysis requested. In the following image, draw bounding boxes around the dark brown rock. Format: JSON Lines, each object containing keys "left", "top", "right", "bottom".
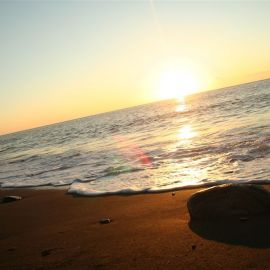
{"left": 99, "top": 218, "right": 111, "bottom": 224}
{"left": 2, "top": 196, "right": 22, "bottom": 203}
{"left": 41, "top": 249, "right": 54, "bottom": 257}
{"left": 187, "top": 184, "right": 270, "bottom": 220}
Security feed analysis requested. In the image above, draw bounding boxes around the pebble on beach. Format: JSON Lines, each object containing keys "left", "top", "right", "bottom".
{"left": 99, "top": 218, "right": 111, "bottom": 224}
{"left": 2, "top": 196, "right": 22, "bottom": 203}
{"left": 41, "top": 248, "right": 56, "bottom": 257}
{"left": 240, "top": 217, "right": 248, "bottom": 222}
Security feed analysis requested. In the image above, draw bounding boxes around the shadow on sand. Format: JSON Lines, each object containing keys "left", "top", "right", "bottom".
{"left": 189, "top": 215, "right": 270, "bottom": 248}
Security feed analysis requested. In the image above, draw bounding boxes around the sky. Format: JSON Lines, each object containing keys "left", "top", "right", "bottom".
{"left": 1, "top": 1, "right": 270, "bottom": 135}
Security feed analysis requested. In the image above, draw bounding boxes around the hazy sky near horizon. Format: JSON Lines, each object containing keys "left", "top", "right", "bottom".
{"left": 1, "top": 1, "right": 270, "bottom": 135}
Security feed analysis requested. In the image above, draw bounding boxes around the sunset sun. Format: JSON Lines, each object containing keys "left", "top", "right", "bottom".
{"left": 158, "top": 68, "right": 200, "bottom": 100}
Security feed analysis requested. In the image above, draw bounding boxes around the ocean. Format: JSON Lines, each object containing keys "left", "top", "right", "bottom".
{"left": 0, "top": 79, "right": 270, "bottom": 195}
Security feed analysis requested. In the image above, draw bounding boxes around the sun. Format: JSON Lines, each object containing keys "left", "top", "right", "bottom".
{"left": 158, "top": 67, "right": 200, "bottom": 100}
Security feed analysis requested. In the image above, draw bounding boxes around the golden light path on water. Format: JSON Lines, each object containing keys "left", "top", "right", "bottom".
{"left": 105, "top": 97, "right": 214, "bottom": 191}
{"left": 178, "top": 125, "right": 196, "bottom": 140}
{"left": 175, "top": 102, "right": 187, "bottom": 113}
{"left": 171, "top": 97, "right": 228, "bottom": 187}
{"left": 175, "top": 97, "right": 196, "bottom": 140}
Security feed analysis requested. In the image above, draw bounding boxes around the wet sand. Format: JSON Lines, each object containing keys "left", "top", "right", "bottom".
{"left": 1, "top": 187, "right": 270, "bottom": 270}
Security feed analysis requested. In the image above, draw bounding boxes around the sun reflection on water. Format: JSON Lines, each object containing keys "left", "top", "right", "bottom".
{"left": 176, "top": 103, "right": 187, "bottom": 112}
{"left": 178, "top": 124, "right": 196, "bottom": 140}
{"left": 175, "top": 96, "right": 188, "bottom": 113}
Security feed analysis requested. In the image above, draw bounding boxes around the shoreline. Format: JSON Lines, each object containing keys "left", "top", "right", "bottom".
{"left": 1, "top": 187, "right": 270, "bottom": 269}
{"left": 1, "top": 180, "right": 270, "bottom": 197}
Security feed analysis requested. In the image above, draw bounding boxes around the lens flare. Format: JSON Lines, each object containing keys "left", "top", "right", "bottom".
{"left": 114, "top": 135, "right": 152, "bottom": 166}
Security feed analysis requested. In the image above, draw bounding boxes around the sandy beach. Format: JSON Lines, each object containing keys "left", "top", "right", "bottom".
{"left": 1, "top": 187, "right": 270, "bottom": 270}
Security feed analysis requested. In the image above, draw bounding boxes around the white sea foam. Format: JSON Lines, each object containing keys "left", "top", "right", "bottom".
{"left": 68, "top": 177, "right": 270, "bottom": 196}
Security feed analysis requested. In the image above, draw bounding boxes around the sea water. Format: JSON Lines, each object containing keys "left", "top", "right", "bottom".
{"left": 0, "top": 79, "right": 269, "bottom": 195}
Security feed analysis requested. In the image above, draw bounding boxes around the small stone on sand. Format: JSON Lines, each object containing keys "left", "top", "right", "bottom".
{"left": 2, "top": 196, "right": 22, "bottom": 203}
{"left": 41, "top": 249, "right": 53, "bottom": 257}
{"left": 99, "top": 218, "right": 111, "bottom": 224}
{"left": 240, "top": 217, "right": 248, "bottom": 222}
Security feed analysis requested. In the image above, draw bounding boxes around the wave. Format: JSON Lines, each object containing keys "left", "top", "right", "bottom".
{"left": 228, "top": 154, "right": 255, "bottom": 163}
{"left": 1, "top": 175, "right": 270, "bottom": 194}
{"left": 0, "top": 181, "right": 53, "bottom": 188}
{"left": 68, "top": 179, "right": 270, "bottom": 197}
{"left": 8, "top": 154, "right": 41, "bottom": 164}
{"left": 248, "top": 143, "right": 270, "bottom": 156}
{"left": 102, "top": 165, "right": 144, "bottom": 177}
{"left": 0, "top": 178, "right": 77, "bottom": 188}
{"left": 0, "top": 145, "right": 15, "bottom": 154}
{"left": 25, "top": 165, "right": 73, "bottom": 177}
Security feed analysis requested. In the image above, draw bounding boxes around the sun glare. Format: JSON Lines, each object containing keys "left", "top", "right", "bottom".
{"left": 158, "top": 68, "right": 200, "bottom": 100}
{"left": 178, "top": 124, "right": 196, "bottom": 140}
